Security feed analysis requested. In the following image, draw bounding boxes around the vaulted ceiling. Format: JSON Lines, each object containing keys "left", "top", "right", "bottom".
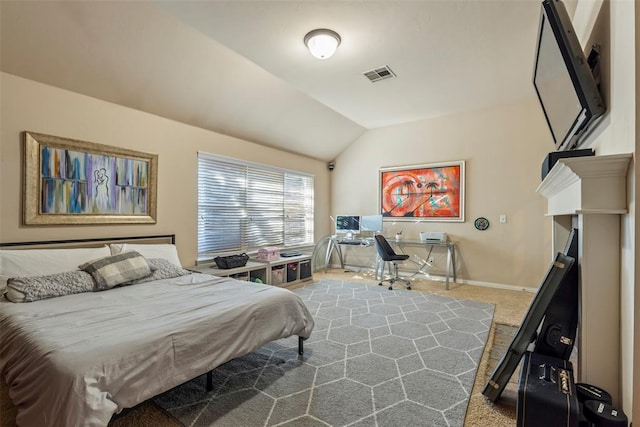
{"left": 1, "top": 1, "right": 561, "bottom": 161}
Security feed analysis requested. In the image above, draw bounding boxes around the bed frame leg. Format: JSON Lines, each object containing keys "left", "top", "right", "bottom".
{"left": 206, "top": 371, "right": 213, "bottom": 391}
{"left": 298, "top": 336, "right": 304, "bottom": 355}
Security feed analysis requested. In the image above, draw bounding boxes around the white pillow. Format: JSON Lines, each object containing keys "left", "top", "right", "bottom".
{"left": 0, "top": 245, "right": 111, "bottom": 279}
{"left": 110, "top": 243, "right": 182, "bottom": 267}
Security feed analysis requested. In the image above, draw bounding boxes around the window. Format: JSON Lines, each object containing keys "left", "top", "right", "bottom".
{"left": 198, "top": 152, "right": 314, "bottom": 256}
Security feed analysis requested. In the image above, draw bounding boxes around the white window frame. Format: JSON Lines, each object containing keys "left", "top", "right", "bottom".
{"left": 197, "top": 152, "right": 314, "bottom": 257}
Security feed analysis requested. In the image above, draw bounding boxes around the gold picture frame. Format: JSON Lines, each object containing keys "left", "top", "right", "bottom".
{"left": 23, "top": 132, "right": 158, "bottom": 225}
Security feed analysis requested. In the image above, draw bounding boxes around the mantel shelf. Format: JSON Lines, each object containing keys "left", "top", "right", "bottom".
{"left": 536, "top": 153, "right": 632, "bottom": 216}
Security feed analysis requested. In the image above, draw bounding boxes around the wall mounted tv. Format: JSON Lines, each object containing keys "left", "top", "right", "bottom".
{"left": 533, "top": 0, "right": 605, "bottom": 151}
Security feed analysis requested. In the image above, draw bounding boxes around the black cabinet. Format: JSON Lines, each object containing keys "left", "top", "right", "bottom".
{"left": 299, "top": 260, "right": 311, "bottom": 280}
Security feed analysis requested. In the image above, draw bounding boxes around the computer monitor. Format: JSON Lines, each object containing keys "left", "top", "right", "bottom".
{"left": 335, "top": 215, "right": 361, "bottom": 235}
{"left": 360, "top": 214, "right": 383, "bottom": 232}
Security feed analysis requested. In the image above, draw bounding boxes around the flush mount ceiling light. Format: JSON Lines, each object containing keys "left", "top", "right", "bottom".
{"left": 304, "top": 29, "right": 341, "bottom": 59}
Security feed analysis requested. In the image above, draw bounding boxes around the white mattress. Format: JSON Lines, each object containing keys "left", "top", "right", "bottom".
{"left": 0, "top": 274, "right": 314, "bottom": 426}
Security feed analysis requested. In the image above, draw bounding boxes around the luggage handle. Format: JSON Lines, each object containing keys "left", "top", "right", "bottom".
{"left": 538, "top": 363, "right": 557, "bottom": 384}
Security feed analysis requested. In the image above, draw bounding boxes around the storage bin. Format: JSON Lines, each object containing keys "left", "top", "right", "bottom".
{"left": 286, "top": 263, "right": 298, "bottom": 282}
{"left": 271, "top": 266, "right": 285, "bottom": 286}
{"left": 213, "top": 253, "right": 249, "bottom": 269}
{"left": 299, "top": 260, "right": 311, "bottom": 280}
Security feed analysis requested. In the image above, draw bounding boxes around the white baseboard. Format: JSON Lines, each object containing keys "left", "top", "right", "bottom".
{"left": 399, "top": 271, "right": 537, "bottom": 293}
{"left": 327, "top": 263, "right": 537, "bottom": 293}
{"left": 450, "top": 278, "right": 537, "bottom": 293}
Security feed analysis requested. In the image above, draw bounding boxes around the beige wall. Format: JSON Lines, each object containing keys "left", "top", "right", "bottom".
{"left": 331, "top": 99, "right": 553, "bottom": 289}
{"left": 0, "top": 73, "right": 331, "bottom": 266}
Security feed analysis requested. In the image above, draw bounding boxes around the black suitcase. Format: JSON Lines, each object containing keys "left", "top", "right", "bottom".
{"left": 517, "top": 351, "right": 580, "bottom": 427}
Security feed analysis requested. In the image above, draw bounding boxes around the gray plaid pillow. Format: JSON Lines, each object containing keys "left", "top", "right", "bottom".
{"left": 80, "top": 251, "right": 153, "bottom": 290}
{"left": 130, "top": 258, "right": 190, "bottom": 284}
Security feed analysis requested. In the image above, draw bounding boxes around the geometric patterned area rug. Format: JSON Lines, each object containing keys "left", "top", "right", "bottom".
{"left": 154, "top": 279, "right": 495, "bottom": 426}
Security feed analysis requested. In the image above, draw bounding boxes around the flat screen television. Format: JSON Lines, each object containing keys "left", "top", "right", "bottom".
{"left": 533, "top": 0, "right": 605, "bottom": 151}
{"left": 335, "top": 215, "right": 361, "bottom": 235}
{"left": 360, "top": 214, "right": 384, "bottom": 232}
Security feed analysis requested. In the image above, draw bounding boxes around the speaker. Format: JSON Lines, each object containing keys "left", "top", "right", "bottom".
{"left": 541, "top": 149, "right": 594, "bottom": 181}
{"left": 327, "top": 161, "right": 335, "bottom": 171}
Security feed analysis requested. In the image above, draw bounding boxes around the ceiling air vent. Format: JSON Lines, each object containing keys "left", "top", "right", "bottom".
{"left": 363, "top": 66, "right": 396, "bottom": 83}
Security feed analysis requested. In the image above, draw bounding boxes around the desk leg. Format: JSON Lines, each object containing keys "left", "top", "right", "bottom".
{"left": 324, "top": 239, "right": 345, "bottom": 272}
{"left": 451, "top": 246, "right": 457, "bottom": 283}
{"left": 335, "top": 243, "right": 344, "bottom": 270}
{"left": 375, "top": 255, "right": 386, "bottom": 281}
{"left": 445, "top": 247, "right": 451, "bottom": 290}
{"left": 445, "top": 245, "right": 457, "bottom": 290}
{"left": 324, "top": 241, "right": 332, "bottom": 273}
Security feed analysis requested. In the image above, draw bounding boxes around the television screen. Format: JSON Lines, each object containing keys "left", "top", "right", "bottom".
{"left": 360, "top": 214, "right": 383, "bottom": 232}
{"left": 335, "top": 215, "right": 361, "bottom": 234}
{"left": 533, "top": 0, "right": 605, "bottom": 151}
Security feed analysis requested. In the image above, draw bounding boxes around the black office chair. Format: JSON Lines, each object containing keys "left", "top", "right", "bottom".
{"left": 374, "top": 235, "right": 411, "bottom": 290}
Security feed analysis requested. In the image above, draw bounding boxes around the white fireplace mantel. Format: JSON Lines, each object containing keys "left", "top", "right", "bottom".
{"left": 535, "top": 153, "right": 631, "bottom": 405}
{"left": 536, "top": 153, "right": 632, "bottom": 215}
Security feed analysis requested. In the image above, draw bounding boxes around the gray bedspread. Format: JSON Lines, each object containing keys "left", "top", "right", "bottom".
{"left": 0, "top": 274, "right": 314, "bottom": 427}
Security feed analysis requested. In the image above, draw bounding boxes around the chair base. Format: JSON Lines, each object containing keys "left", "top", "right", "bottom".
{"left": 378, "top": 277, "right": 411, "bottom": 291}
{"left": 378, "top": 260, "right": 412, "bottom": 290}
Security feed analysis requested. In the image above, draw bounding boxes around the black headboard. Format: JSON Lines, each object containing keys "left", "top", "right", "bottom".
{"left": 0, "top": 234, "right": 176, "bottom": 249}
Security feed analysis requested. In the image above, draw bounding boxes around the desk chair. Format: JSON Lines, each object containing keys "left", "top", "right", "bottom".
{"left": 374, "top": 235, "right": 411, "bottom": 290}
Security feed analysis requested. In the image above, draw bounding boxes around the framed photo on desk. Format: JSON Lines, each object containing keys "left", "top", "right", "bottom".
{"left": 379, "top": 161, "right": 465, "bottom": 222}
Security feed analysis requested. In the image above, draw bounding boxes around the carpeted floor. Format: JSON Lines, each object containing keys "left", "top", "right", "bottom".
{"left": 0, "top": 270, "right": 533, "bottom": 427}
{"left": 153, "top": 278, "right": 495, "bottom": 426}
{"left": 481, "top": 323, "right": 520, "bottom": 419}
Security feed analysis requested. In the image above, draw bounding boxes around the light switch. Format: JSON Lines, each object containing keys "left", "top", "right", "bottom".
{"left": 499, "top": 214, "right": 507, "bottom": 223}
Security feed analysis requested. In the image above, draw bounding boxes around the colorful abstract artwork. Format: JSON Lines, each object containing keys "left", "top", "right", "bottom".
{"left": 23, "top": 132, "right": 157, "bottom": 225}
{"left": 380, "top": 161, "right": 465, "bottom": 221}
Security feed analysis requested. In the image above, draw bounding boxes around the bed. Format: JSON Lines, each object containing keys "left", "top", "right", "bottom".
{"left": 0, "top": 235, "right": 314, "bottom": 427}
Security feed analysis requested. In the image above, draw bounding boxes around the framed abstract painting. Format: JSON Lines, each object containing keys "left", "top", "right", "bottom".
{"left": 23, "top": 131, "right": 158, "bottom": 225}
{"left": 379, "top": 161, "right": 465, "bottom": 222}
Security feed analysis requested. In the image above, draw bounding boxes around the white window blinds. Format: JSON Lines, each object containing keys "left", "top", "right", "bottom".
{"left": 198, "top": 152, "right": 314, "bottom": 255}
